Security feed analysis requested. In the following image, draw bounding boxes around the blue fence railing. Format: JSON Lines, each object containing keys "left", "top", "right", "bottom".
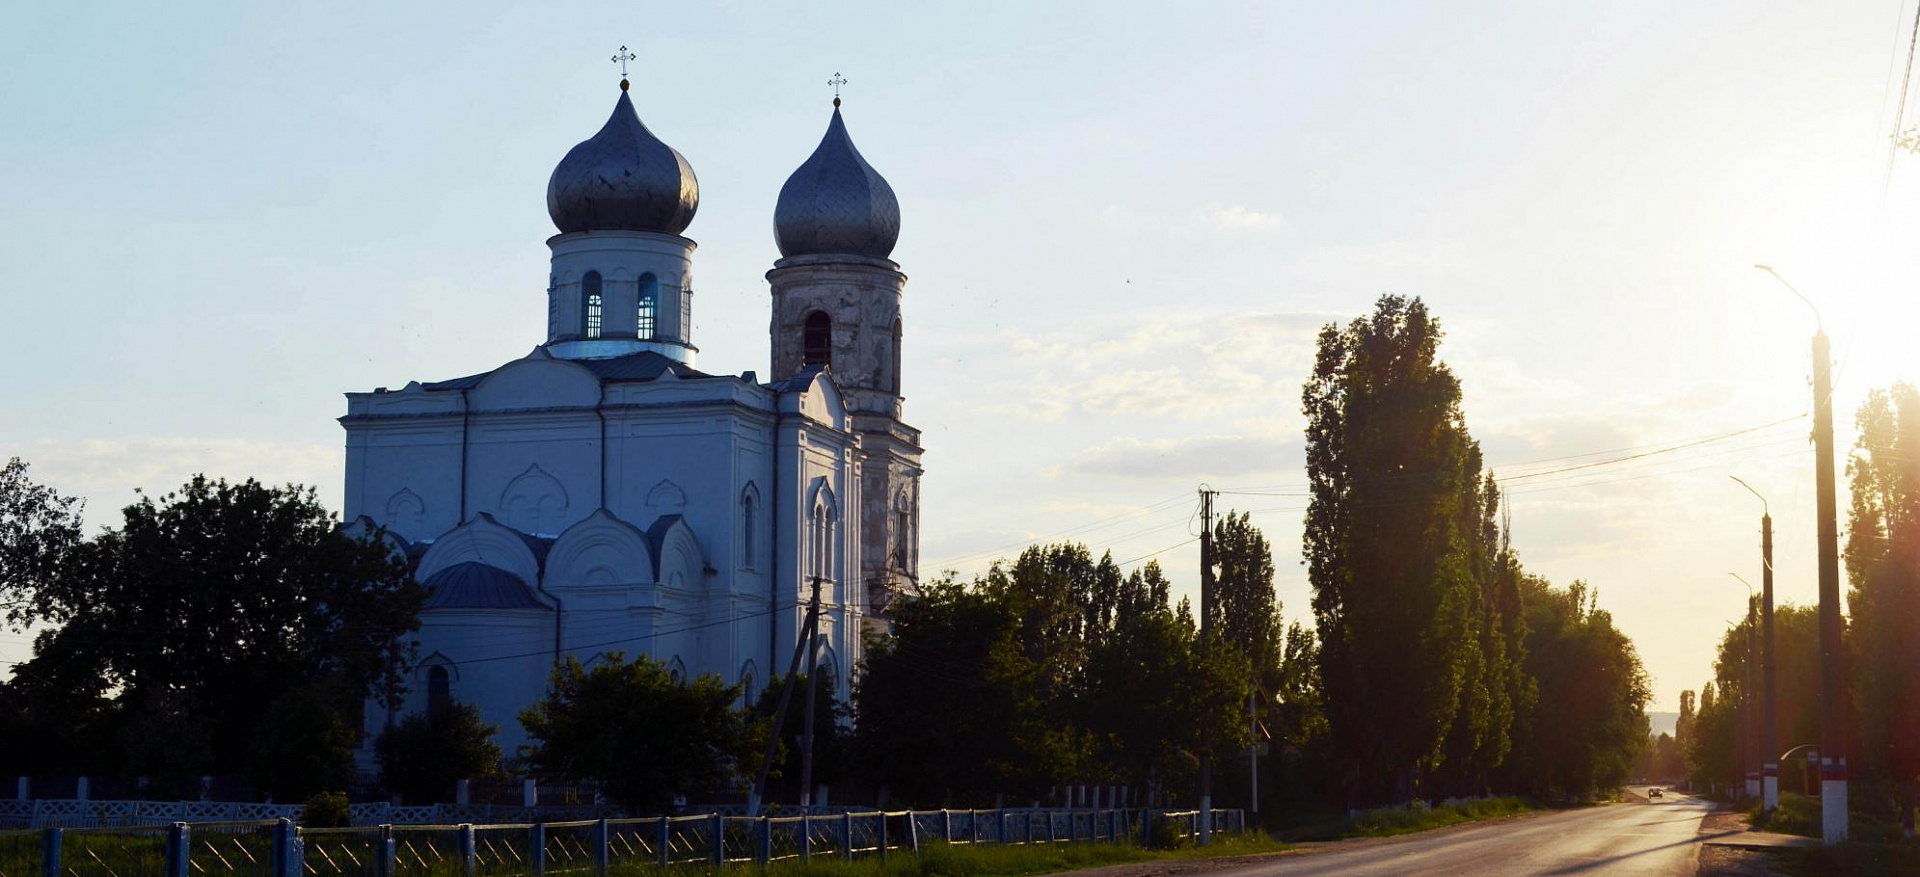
{"left": 0, "top": 808, "right": 1249, "bottom": 876}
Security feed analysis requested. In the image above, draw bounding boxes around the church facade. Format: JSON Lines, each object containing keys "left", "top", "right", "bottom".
{"left": 338, "top": 80, "right": 923, "bottom": 759}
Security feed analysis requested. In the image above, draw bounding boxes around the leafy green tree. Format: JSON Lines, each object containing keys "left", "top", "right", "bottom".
{"left": 519, "top": 653, "right": 758, "bottom": 814}
{"left": 8, "top": 475, "right": 422, "bottom": 789}
{"left": 854, "top": 576, "right": 1075, "bottom": 804}
{"left": 1302, "top": 295, "right": 1492, "bottom": 804}
{"left": 378, "top": 701, "right": 503, "bottom": 804}
{"left": 1080, "top": 563, "right": 1250, "bottom": 799}
{"left": 1209, "top": 512, "right": 1283, "bottom": 687}
{"left": 247, "top": 683, "right": 359, "bottom": 802}
{"left": 1510, "top": 578, "right": 1651, "bottom": 798}
{"left": 1844, "top": 382, "right": 1920, "bottom": 829}
{"left": 0, "top": 457, "right": 82, "bottom": 626}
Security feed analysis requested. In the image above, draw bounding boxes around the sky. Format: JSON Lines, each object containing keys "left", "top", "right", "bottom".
{"left": 2, "top": 1, "right": 1918, "bottom": 712}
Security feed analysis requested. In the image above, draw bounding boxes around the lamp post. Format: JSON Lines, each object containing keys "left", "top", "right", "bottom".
{"left": 1731, "top": 476, "right": 1778, "bottom": 814}
{"left": 1755, "top": 264, "right": 1846, "bottom": 843}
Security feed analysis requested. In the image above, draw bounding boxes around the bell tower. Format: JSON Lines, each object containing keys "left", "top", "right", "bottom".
{"left": 769, "top": 98, "right": 922, "bottom": 619}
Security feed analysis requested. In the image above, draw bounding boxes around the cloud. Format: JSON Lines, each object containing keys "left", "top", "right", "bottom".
{"left": 1070, "top": 434, "right": 1302, "bottom": 479}
{"left": 1208, "top": 205, "right": 1288, "bottom": 231}
{"left": 13, "top": 437, "right": 342, "bottom": 526}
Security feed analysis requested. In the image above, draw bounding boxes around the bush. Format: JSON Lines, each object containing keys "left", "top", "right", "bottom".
{"left": 1147, "top": 815, "right": 1193, "bottom": 850}
{"left": 377, "top": 701, "right": 502, "bottom": 804}
{"left": 302, "top": 791, "right": 350, "bottom": 828}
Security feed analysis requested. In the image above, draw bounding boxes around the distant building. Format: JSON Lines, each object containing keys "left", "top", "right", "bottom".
{"left": 338, "top": 80, "right": 922, "bottom": 761}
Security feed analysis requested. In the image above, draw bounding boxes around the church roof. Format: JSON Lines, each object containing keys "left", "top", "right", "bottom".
{"left": 421, "top": 561, "right": 549, "bottom": 611}
{"left": 547, "top": 85, "right": 699, "bottom": 236}
{"left": 774, "top": 105, "right": 900, "bottom": 260}
{"left": 420, "top": 350, "right": 712, "bottom": 392}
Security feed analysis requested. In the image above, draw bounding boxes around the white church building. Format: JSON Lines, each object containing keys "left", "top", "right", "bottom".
{"left": 338, "top": 79, "right": 923, "bottom": 760}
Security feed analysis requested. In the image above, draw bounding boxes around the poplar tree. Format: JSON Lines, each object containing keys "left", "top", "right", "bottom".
{"left": 1302, "top": 295, "right": 1488, "bottom": 804}
{"left": 1844, "top": 382, "right": 1920, "bottom": 830}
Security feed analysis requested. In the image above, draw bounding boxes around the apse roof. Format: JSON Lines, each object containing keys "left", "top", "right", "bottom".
{"left": 421, "top": 561, "right": 549, "bottom": 611}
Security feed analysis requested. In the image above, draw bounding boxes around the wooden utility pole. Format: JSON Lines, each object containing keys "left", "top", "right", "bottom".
{"left": 1812, "top": 329, "right": 1849, "bottom": 843}
{"left": 1198, "top": 486, "right": 1216, "bottom": 845}
{"left": 1761, "top": 508, "right": 1777, "bottom": 813}
{"left": 749, "top": 577, "right": 823, "bottom": 814}
{"left": 799, "top": 577, "right": 824, "bottom": 807}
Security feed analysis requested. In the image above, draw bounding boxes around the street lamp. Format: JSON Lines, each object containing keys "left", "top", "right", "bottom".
{"left": 1754, "top": 264, "right": 1847, "bottom": 843}
{"left": 1731, "top": 476, "right": 1778, "bottom": 814}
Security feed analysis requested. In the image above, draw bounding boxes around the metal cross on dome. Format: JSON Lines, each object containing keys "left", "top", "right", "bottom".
{"left": 612, "top": 46, "right": 637, "bottom": 77}
{"left": 828, "top": 72, "right": 848, "bottom": 99}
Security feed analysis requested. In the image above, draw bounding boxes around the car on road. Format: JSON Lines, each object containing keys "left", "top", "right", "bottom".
{"left": 1648, "top": 788, "right": 1663, "bottom": 799}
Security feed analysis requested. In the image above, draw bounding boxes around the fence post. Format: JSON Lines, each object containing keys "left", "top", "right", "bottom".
{"left": 41, "top": 827, "right": 60, "bottom": 877}
{"left": 274, "top": 818, "right": 304, "bottom": 877}
{"left": 531, "top": 823, "right": 547, "bottom": 877}
{"left": 377, "top": 826, "right": 396, "bottom": 877}
{"left": 457, "top": 824, "right": 476, "bottom": 877}
{"left": 758, "top": 815, "right": 771, "bottom": 865}
{"left": 164, "top": 822, "right": 190, "bottom": 877}
{"left": 800, "top": 815, "right": 811, "bottom": 862}
{"left": 656, "top": 818, "right": 670, "bottom": 869}
{"left": 877, "top": 812, "right": 889, "bottom": 859}
{"left": 842, "top": 812, "right": 854, "bottom": 862}
{"left": 594, "top": 818, "right": 610, "bottom": 874}
{"left": 942, "top": 809, "right": 952, "bottom": 843}
{"left": 970, "top": 809, "right": 980, "bottom": 844}
{"left": 1046, "top": 811, "right": 1056, "bottom": 844}
{"left": 712, "top": 812, "right": 726, "bottom": 868}
{"left": 999, "top": 811, "right": 1010, "bottom": 846}
{"left": 908, "top": 811, "right": 920, "bottom": 854}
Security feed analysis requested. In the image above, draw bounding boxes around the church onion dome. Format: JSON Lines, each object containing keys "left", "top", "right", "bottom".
{"left": 547, "top": 84, "right": 699, "bottom": 235}
{"left": 774, "top": 105, "right": 900, "bottom": 260}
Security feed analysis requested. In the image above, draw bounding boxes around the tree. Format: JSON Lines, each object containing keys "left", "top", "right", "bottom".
{"left": 247, "top": 683, "right": 358, "bottom": 803}
{"left": 1302, "top": 295, "right": 1493, "bottom": 804}
{"left": 519, "top": 653, "right": 758, "bottom": 814}
{"left": 378, "top": 701, "right": 503, "bottom": 804}
{"left": 854, "top": 576, "right": 1075, "bottom": 804}
{"left": 0, "top": 458, "right": 82, "bottom": 626}
{"left": 1079, "top": 563, "right": 1250, "bottom": 801}
{"left": 1844, "top": 382, "right": 1920, "bottom": 830}
{"left": 8, "top": 474, "right": 423, "bottom": 788}
{"left": 1209, "top": 512, "right": 1283, "bottom": 687}
{"left": 1510, "top": 579, "right": 1651, "bottom": 798}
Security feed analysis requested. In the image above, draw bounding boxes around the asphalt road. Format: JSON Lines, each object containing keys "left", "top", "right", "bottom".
{"left": 1222, "top": 788, "right": 1719, "bottom": 876}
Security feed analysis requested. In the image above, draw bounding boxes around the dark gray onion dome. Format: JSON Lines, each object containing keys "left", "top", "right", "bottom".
{"left": 547, "top": 85, "right": 699, "bottom": 235}
{"left": 774, "top": 106, "right": 900, "bottom": 260}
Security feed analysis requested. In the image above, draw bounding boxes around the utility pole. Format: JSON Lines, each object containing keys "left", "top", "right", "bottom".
{"left": 1198, "top": 485, "right": 1216, "bottom": 845}
{"left": 1812, "top": 327, "right": 1849, "bottom": 842}
{"left": 1757, "top": 264, "right": 1846, "bottom": 843}
{"left": 799, "top": 577, "right": 825, "bottom": 808}
{"left": 1734, "top": 476, "right": 1778, "bottom": 814}
{"left": 749, "top": 577, "right": 822, "bottom": 814}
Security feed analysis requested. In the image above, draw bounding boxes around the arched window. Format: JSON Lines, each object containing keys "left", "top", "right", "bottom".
{"left": 582, "top": 271, "right": 603, "bottom": 339}
{"left": 427, "top": 665, "right": 450, "bottom": 720}
{"left": 740, "top": 485, "right": 759, "bottom": 571}
{"left": 680, "top": 282, "right": 694, "bottom": 341}
{"left": 637, "top": 273, "right": 658, "bottom": 339}
{"left": 891, "top": 318, "right": 903, "bottom": 395}
{"left": 803, "top": 311, "right": 832, "bottom": 367}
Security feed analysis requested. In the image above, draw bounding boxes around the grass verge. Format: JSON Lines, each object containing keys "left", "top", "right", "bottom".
{"left": 1347, "top": 797, "right": 1535, "bottom": 838}
{"left": 1766, "top": 842, "right": 1920, "bottom": 877}
{"left": 600, "top": 836, "right": 1293, "bottom": 877}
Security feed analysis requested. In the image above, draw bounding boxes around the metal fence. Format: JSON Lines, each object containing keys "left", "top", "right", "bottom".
{"left": 0, "top": 807, "right": 1247, "bottom": 876}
